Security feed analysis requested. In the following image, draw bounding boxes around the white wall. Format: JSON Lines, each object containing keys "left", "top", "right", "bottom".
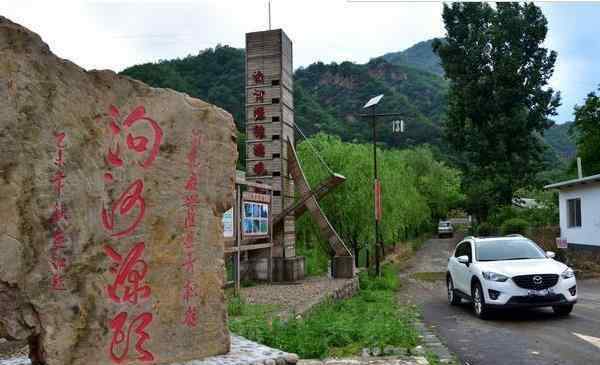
{"left": 559, "top": 183, "right": 600, "bottom": 247}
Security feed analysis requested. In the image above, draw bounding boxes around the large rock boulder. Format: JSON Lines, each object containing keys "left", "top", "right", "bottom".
{"left": 0, "top": 16, "right": 235, "bottom": 364}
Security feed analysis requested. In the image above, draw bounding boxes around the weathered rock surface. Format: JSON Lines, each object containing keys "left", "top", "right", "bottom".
{"left": 0, "top": 16, "right": 236, "bottom": 365}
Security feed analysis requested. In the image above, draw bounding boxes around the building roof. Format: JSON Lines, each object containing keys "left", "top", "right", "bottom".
{"left": 544, "top": 173, "right": 600, "bottom": 190}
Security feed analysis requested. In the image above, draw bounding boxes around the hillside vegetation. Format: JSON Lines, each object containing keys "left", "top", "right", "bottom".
{"left": 120, "top": 43, "right": 572, "bottom": 162}
{"left": 381, "top": 39, "right": 444, "bottom": 76}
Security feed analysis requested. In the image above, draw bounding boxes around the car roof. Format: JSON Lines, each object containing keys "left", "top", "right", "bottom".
{"left": 463, "top": 235, "right": 527, "bottom": 244}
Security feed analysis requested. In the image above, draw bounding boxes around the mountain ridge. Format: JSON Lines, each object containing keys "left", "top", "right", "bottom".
{"left": 120, "top": 41, "right": 574, "bottom": 163}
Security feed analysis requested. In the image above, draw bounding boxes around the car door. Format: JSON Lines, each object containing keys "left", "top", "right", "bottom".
{"left": 449, "top": 241, "right": 464, "bottom": 291}
{"left": 451, "top": 241, "right": 472, "bottom": 294}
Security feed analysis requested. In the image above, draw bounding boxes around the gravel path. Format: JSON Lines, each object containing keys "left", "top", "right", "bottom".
{"left": 241, "top": 276, "right": 357, "bottom": 319}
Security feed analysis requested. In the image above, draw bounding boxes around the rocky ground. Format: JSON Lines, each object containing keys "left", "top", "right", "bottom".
{"left": 240, "top": 275, "right": 358, "bottom": 319}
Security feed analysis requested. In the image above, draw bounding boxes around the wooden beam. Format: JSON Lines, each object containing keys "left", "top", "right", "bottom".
{"left": 285, "top": 140, "right": 352, "bottom": 257}
{"left": 224, "top": 242, "right": 273, "bottom": 254}
{"left": 273, "top": 173, "right": 345, "bottom": 223}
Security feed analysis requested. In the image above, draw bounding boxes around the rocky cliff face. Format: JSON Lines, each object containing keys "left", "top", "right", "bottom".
{"left": 0, "top": 16, "right": 235, "bottom": 365}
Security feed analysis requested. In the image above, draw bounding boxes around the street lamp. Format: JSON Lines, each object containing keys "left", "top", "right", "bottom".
{"left": 361, "top": 95, "right": 402, "bottom": 276}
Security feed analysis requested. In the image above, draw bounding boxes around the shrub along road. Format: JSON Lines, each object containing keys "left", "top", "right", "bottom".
{"left": 398, "top": 236, "right": 600, "bottom": 365}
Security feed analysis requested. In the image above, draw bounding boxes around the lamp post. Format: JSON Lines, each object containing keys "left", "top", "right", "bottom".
{"left": 361, "top": 95, "right": 402, "bottom": 276}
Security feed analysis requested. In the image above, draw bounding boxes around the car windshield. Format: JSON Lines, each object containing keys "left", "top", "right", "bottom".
{"left": 439, "top": 222, "right": 450, "bottom": 227}
{"left": 476, "top": 239, "right": 546, "bottom": 261}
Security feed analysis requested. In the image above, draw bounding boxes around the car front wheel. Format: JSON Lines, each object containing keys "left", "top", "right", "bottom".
{"left": 553, "top": 304, "right": 574, "bottom": 316}
{"left": 447, "top": 276, "right": 461, "bottom": 305}
{"left": 472, "top": 282, "right": 490, "bottom": 319}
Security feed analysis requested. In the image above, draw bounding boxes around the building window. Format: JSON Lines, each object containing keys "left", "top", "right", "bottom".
{"left": 567, "top": 198, "right": 582, "bottom": 228}
{"left": 243, "top": 202, "right": 269, "bottom": 236}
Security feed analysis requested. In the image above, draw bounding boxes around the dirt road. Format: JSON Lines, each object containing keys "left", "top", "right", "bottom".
{"left": 398, "top": 236, "right": 600, "bottom": 365}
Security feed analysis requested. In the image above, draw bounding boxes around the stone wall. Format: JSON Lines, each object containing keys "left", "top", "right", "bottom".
{"left": 330, "top": 277, "right": 360, "bottom": 301}
{"left": 0, "top": 17, "right": 236, "bottom": 365}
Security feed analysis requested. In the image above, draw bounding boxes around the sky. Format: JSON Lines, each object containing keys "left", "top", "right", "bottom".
{"left": 2, "top": 0, "right": 599, "bottom": 123}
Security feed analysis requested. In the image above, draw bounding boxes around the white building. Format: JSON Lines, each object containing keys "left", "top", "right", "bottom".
{"left": 545, "top": 173, "right": 600, "bottom": 248}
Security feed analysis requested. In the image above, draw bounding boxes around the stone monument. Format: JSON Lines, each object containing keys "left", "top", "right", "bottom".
{"left": 0, "top": 17, "right": 234, "bottom": 365}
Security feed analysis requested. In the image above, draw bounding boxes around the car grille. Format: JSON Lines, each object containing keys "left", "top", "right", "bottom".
{"left": 512, "top": 274, "right": 559, "bottom": 290}
{"left": 507, "top": 294, "right": 566, "bottom": 305}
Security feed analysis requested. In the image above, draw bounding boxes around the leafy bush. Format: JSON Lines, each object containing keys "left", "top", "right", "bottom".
{"left": 476, "top": 222, "right": 496, "bottom": 236}
{"left": 501, "top": 218, "right": 530, "bottom": 235}
{"left": 359, "top": 264, "right": 399, "bottom": 291}
{"left": 296, "top": 239, "right": 330, "bottom": 277}
{"left": 228, "top": 295, "right": 245, "bottom": 317}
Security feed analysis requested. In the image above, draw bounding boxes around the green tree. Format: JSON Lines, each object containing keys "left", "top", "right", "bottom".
{"left": 571, "top": 87, "right": 600, "bottom": 175}
{"left": 295, "top": 134, "right": 462, "bottom": 270}
{"left": 433, "top": 2, "right": 561, "bottom": 220}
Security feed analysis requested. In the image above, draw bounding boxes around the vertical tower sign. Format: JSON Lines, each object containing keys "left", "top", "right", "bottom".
{"left": 246, "top": 29, "right": 300, "bottom": 274}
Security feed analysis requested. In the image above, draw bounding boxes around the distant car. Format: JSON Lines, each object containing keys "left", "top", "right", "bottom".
{"left": 446, "top": 235, "right": 577, "bottom": 319}
{"left": 438, "top": 220, "right": 454, "bottom": 238}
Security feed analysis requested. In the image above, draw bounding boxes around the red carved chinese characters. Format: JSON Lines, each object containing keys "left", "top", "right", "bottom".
{"left": 105, "top": 243, "right": 151, "bottom": 305}
{"left": 253, "top": 89, "right": 265, "bottom": 103}
{"left": 253, "top": 162, "right": 266, "bottom": 176}
{"left": 49, "top": 132, "right": 69, "bottom": 291}
{"left": 254, "top": 107, "right": 265, "bottom": 121}
{"left": 101, "top": 180, "right": 146, "bottom": 238}
{"left": 103, "top": 105, "right": 163, "bottom": 169}
{"left": 182, "top": 306, "right": 198, "bottom": 328}
{"left": 99, "top": 105, "right": 163, "bottom": 363}
{"left": 253, "top": 124, "right": 266, "bottom": 140}
{"left": 180, "top": 129, "right": 202, "bottom": 328}
{"left": 253, "top": 143, "right": 266, "bottom": 158}
{"left": 252, "top": 70, "right": 264, "bottom": 84}
{"left": 109, "top": 312, "right": 154, "bottom": 363}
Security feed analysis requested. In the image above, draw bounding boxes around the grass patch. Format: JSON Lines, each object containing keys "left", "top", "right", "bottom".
{"left": 425, "top": 350, "right": 441, "bottom": 365}
{"left": 411, "top": 271, "right": 446, "bottom": 282}
{"left": 227, "top": 295, "right": 279, "bottom": 319}
{"left": 228, "top": 265, "right": 420, "bottom": 359}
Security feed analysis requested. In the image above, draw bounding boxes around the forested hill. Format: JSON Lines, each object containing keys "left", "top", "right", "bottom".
{"left": 294, "top": 57, "right": 448, "bottom": 149}
{"left": 121, "top": 44, "right": 450, "bottom": 150}
{"left": 120, "top": 42, "right": 573, "bottom": 159}
{"left": 380, "top": 39, "right": 444, "bottom": 76}
{"left": 544, "top": 122, "right": 576, "bottom": 160}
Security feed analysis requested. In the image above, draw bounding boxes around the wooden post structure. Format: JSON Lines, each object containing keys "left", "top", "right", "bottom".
{"left": 245, "top": 29, "right": 304, "bottom": 282}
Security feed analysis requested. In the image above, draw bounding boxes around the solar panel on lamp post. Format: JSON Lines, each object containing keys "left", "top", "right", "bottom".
{"left": 360, "top": 95, "right": 404, "bottom": 276}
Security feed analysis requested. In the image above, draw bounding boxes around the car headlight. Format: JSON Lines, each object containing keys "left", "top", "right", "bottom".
{"left": 482, "top": 271, "right": 509, "bottom": 282}
{"left": 561, "top": 268, "right": 575, "bottom": 279}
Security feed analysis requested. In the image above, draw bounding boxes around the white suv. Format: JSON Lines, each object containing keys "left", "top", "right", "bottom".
{"left": 446, "top": 235, "right": 577, "bottom": 318}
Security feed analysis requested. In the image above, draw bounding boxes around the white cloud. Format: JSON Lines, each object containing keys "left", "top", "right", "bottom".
{"left": 3, "top": 0, "right": 598, "bottom": 123}
{"left": 2, "top": 0, "right": 444, "bottom": 71}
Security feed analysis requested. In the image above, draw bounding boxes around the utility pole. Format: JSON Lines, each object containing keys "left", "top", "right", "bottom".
{"left": 371, "top": 104, "right": 381, "bottom": 277}
{"left": 268, "top": 0, "right": 272, "bottom": 30}
{"left": 361, "top": 95, "right": 402, "bottom": 276}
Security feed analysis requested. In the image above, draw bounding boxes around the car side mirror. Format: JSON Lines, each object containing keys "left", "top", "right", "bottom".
{"left": 546, "top": 251, "right": 556, "bottom": 259}
{"left": 457, "top": 255, "right": 470, "bottom": 265}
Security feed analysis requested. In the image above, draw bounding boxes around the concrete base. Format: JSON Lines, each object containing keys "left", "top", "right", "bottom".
{"left": 272, "top": 256, "right": 305, "bottom": 283}
{"left": 332, "top": 255, "right": 355, "bottom": 278}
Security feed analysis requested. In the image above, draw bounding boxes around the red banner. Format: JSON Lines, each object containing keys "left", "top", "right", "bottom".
{"left": 374, "top": 179, "right": 382, "bottom": 221}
